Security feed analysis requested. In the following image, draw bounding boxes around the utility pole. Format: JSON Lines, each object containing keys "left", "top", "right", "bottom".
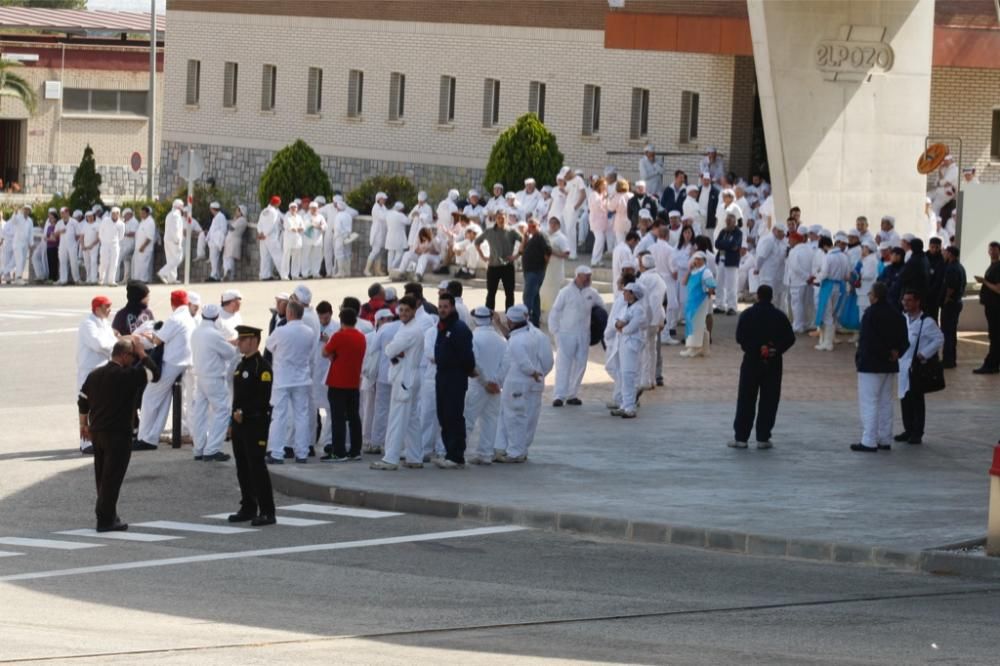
{"left": 146, "top": 0, "right": 156, "bottom": 200}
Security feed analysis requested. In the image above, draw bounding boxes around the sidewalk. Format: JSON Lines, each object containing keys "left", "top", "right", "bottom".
{"left": 270, "top": 310, "right": 1000, "bottom": 576}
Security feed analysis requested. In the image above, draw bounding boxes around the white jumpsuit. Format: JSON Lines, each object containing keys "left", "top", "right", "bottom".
{"left": 465, "top": 323, "right": 508, "bottom": 462}
{"left": 549, "top": 281, "right": 603, "bottom": 401}
{"left": 56, "top": 217, "right": 81, "bottom": 284}
{"left": 256, "top": 206, "right": 284, "bottom": 280}
{"left": 381, "top": 318, "right": 425, "bottom": 465}
{"left": 137, "top": 306, "right": 195, "bottom": 444}
{"left": 131, "top": 215, "right": 157, "bottom": 284}
{"left": 158, "top": 209, "right": 184, "bottom": 284}
{"left": 98, "top": 216, "right": 125, "bottom": 286}
{"left": 496, "top": 324, "right": 553, "bottom": 460}
{"left": 190, "top": 319, "right": 239, "bottom": 457}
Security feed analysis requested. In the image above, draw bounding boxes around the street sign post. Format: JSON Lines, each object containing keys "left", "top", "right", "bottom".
{"left": 177, "top": 148, "right": 204, "bottom": 285}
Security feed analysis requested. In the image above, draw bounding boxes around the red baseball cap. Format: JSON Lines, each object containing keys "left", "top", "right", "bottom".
{"left": 170, "top": 290, "right": 188, "bottom": 308}
{"left": 91, "top": 295, "right": 111, "bottom": 311}
{"left": 269, "top": 195, "right": 281, "bottom": 207}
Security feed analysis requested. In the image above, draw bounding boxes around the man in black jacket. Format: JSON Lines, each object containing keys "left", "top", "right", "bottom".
{"left": 434, "top": 293, "right": 475, "bottom": 468}
{"left": 696, "top": 173, "right": 721, "bottom": 231}
{"left": 899, "top": 237, "right": 930, "bottom": 304}
{"left": 627, "top": 181, "right": 659, "bottom": 231}
{"left": 973, "top": 241, "right": 1000, "bottom": 374}
{"left": 78, "top": 337, "right": 158, "bottom": 532}
{"left": 940, "top": 245, "right": 966, "bottom": 368}
{"left": 659, "top": 170, "right": 687, "bottom": 214}
{"left": 925, "top": 237, "right": 945, "bottom": 321}
{"left": 852, "top": 282, "right": 909, "bottom": 452}
{"left": 730, "top": 285, "right": 795, "bottom": 449}
{"left": 714, "top": 213, "right": 743, "bottom": 315}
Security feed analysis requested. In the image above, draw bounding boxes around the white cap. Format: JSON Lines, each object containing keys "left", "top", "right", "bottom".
{"left": 492, "top": 183, "right": 504, "bottom": 191}
{"left": 505, "top": 192, "right": 516, "bottom": 199}
{"left": 773, "top": 222, "right": 788, "bottom": 233}
{"left": 691, "top": 251, "right": 707, "bottom": 261}
{"left": 847, "top": 228, "right": 860, "bottom": 238}
{"left": 467, "top": 223, "right": 483, "bottom": 235}
{"left": 668, "top": 210, "right": 681, "bottom": 218}
{"left": 882, "top": 215, "right": 895, "bottom": 226}
{"left": 575, "top": 265, "right": 593, "bottom": 276}
{"left": 122, "top": 207, "right": 133, "bottom": 215}
{"left": 687, "top": 184, "right": 699, "bottom": 193}
{"left": 557, "top": 166, "right": 570, "bottom": 180}
{"left": 902, "top": 233, "right": 916, "bottom": 242}
{"left": 221, "top": 289, "right": 242, "bottom": 303}
{"left": 701, "top": 172, "right": 711, "bottom": 179}
{"left": 309, "top": 201, "right": 319, "bottom": 209}
{"left": 834, "top": 231, "right": 848, "bottom": 242}
{"left": 201, "top": 303, "right": 221, "bottom": 320}
{"left": 878, "top": 241, "right": 891, "bottom": 251}
{"left": 819, "top": 229, "right": 833, "bottom": 239}
{"left": 524, "top": 178, "right": 536, "bottom": 185}
{"left": 468, "top": 189, "right": 479, "bottom": 198}
{"left": 506, "top": 304, "right": 529, "bottom": 323}
{"left": 375, "top": 308, "right": 394, "bottom": 321}
{"left": 288, "top": 201, "right": 299, "bottom": 209}
{"left": 73, "top": 210, "right": 83, "bottom": 219}
{"left": 209, "top": 201, "right": 220, "bottom": 209}
{"left": 373, "top": 191, "right": 386, "bottom": 201}
{"left": 638, "top": 209, "right": 653, "bottom": 220}
{"left": 173, "top": 199, "right": 184, "bottom": 209}
{"left": 437, "top": 280, "right": 451, "bottom": 290}
{"left": 635, "top": 180, "right": 646, "bottom": 189}
{"left": 471, "top": 306, "right": 493, "bottom": 323}
{"left": 187, "top": 291, "right": 202, "bottom": 306}
{"left": 863, "top": 239, "right": 877, "bottom": 251}
{"left": 238, "top": 204, "right": 248, "bottom": 216}
{"left": 292, "top": 284, "right": 312, "bottom": 306}
{"left": 541, "top": 185, "right": 552, "bottom": 194}
{"left": 621, "top": 257, "right": 638, "bottom": 270}
{"left": 809, "top": 224, "right": 822, "bottom": 235}
{"left": 644, "top": 144, "right": 655, "bottom": 153}
{"left": 315, "top": 195, "right": 327, "bottom": 205}
{"left": 641, "top": 254, "right": 656, "bottom": 269}
{"left": 417, "top": 191, "right": 427, "bottom": 201}
{"left": 624, "top": 282, "right": 644, "bottom": 298}
{"left": 384, "top": 287, "right": 398, "bottom": 301}
{"left": 110, "top": 206, "right": 121, "bottom": 214}
{"left": 393, "top": 202, "right": 405, "bottom": 211}
{"left": 707, "top": 146, "right": 718, "bottom": 153}
{"left": 275, "top": 291, "right": 290, "bottom": 301}
{"left": 448, "top": 189, "right": 459, "bottom": 201}
{"left": 333, "top": 194, "right": 345, "bottom": 204}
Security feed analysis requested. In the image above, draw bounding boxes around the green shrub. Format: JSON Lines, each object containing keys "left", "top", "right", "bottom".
{"left": 257, "top": 139, "right": 332, "bottom": 210}
{"left": 69, "top": 144, "right": 103, "bottom": 212}
{"left": 346, "top": 174, "right": 417, "bottom": 214}
{"left": 484, "top": 113, "right": 564, "bottom": 194}
{"left": 28, "top": 194, "right": 71, "bottom": 226}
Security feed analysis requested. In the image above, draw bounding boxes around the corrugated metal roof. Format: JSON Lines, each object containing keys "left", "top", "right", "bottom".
{"left": 0, "top": 8, "right": 165, "bottom": 36}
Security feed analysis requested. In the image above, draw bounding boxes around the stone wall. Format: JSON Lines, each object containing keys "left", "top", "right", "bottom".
{"left": 22, "top": 164, "right": 152, "bottom": 200}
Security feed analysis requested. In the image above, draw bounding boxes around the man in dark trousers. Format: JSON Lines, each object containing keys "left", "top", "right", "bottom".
{"left": 475, "top": 212, "right": 522, "bottom": 312}
{"left": 973, "top": 241, "right": 1000, "bottom": 374}
{"left": 434, "top": 292, "right": 475, "bottom": 469}
{"left": 730, "top": 285, "right": 795, "bottom": 450}
{"left": 321, "top": 308, "right": 366, "bottom": 462}
{"left": 939, "top": 245, "right": 967, "bottom": 368}
{"left": 228, "top": 325, "right": 276, "bottom": 526}
{"left": 520, "top": 218, "right": 551, "bottom": 327}
{"left": 78, "top": 337, "right": 158, "bottom": 532}
{"left": 925, "top": 237, "right": 945, "bottom": 322}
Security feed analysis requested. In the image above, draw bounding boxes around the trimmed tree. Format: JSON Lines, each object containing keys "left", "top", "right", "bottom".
{"left": 346, "top": 174, "right": 418, "bottom": 214}
{"left": 484, "top": 113, "right": 564, "bottom": 194}
{"left": 69, "top": 144, "right": 103, "bottom": 212}
{"left": 257, "top": 139, "right": 332, "bottom": 209}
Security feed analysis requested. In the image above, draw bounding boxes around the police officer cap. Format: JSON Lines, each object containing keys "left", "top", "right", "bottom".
{"left": 235, "top": 325, "right": 262, "bottom": 338}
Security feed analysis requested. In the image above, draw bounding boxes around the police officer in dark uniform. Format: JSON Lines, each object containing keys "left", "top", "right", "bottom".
{"left": 730, "top": 284, "right": 796, "bottom": 449}
{"left": 228, "top": 325, "right": 276, "bottom": 526}
{"left": 433, "top": 292, "right": 475, "bottom": 468}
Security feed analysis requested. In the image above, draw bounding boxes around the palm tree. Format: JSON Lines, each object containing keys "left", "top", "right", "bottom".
{"left": 0, "top": 60, "right": 37, "bottom": 114}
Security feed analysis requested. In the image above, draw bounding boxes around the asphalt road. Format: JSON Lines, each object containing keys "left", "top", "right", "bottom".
{"left": 2, "top": 282, "right": 999, "bottom": 665}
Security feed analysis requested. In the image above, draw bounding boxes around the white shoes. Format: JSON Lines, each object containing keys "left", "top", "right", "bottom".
{"left": 370, "top": 460, "right": 398, "bottom": 471}
{"left": 728, "top": 440, "right": 748, "bottom": 449}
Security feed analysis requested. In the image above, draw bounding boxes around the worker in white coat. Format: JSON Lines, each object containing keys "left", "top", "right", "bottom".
{"left": 359, "top": 309, "right": 388, "bottom": 451}
{"left": 371, "top": 296, "right": 425, "bottom": 470}
{"left": 464, "top": 306, "right": 508, "bottom": 465}
{"left": 135, "top": 290, "right": 196, "bottom": 449}
{"left": 9, "top": 205, "right": 33, "bottom": 284}
{"left": 206, "top": 202, "right": 228, "bottom": 281}
{"left": 76, "top": 295, "right": 118, "bottom": 453}
{"left": 263, "top": 300, "right": 315, "bottom": 463}
{"left": 812, "top": 236, "right": 849, "bottom": 351}
{"left": 158, "top": 200, "right": 186, "bottom": 285}
{"left": 516, "top": 179, "right": 542, "bottom": 222}
{"left": 0, "top": 209, "right": 14, "bottom": 283}
{"left": 549, "top": 265, "right": 603, "bottom": 406}
{"left": 385, "top": 201, "right": 410, "bottom": 272}
{"left": 300, "top": 200, "right": 325, "bottom": 278}
{"left": 418, "top": 320, "right": 444, "bottom": 464}
{"left": 223, "top": 205, "right": 248, "bottom": 280}
{"left": 331, "top": 199, "right": 355, "bottom": 278}
{"left": 856, "top": 240, "right": 880, "bottom": 321}
{"left": 97, "top": 207, "right": 125, "bottom": 287}
{"left": 637, "top": 255, "right": 666, "bottom": 390}
{"left": 55, "top": 207, "right": 81, "bottom": 285}
{"left": 257, "top": 196, "right": 284, "bottom": 280}
{"left": 561, "top": 167, "right": 587, "bottom": 260}
{"left": 368, "top": 309, "right": 401, "bottom": 454}
{"left": 612, "top": 282, "right": 649, "bottom": 418}
{"left": 280, "top": 201, "right": 304, "bottom": 280}
{"left": 131, "top": 206, "right": 156, "bottom": 283}
{"left": 118, "top": 208, "right": 138, "bottom": 283}
{"left": 407, "top": 191, "right": 433, "bottom": 249}
{"left": 80, "top": 210, "right": 101, "bottom": 285}
{"left": 784, "top": 230, "right": 815, "bottom": 333}
{"left": 190, "top": 304, "right": 239, "bottom": 461}
{"left": 366, "top": 192, "right": 389, "bottom": 276}
{"left": 755, "top": 222, "right": 787, "bottom": 305}
{"left": 639, "top": 145, "right": 664, "bottom": 200}
{"left": 494, "top": 305, "right": 553, "bottom": 463}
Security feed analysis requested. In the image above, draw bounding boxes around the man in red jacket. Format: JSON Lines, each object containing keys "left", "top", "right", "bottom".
{"left": 321, "top": 307, "right": 367, "bottom": 461}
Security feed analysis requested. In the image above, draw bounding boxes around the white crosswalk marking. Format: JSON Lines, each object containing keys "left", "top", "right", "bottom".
{"left": 0, "top": 551, "right": 23, "bottom": 558}
{"left": 280, "top": 504, "right": 403, "bottom": 519}
{"left": 57, "top": 529, "right": 182, "bottom": 542}
{"left": 203, "top": 513, "right": 330, "bottom": 527}
{"left": 0, "top": 313, "right": 41, "bottom": 320}
{"left": 9, "top": 310, "right": 84, "bottom": 318}
{"left": 0, "top": 537, "right": 103, "bottom": 551}
{"left": 0, "top": 328, "right": 77, "bottom": 337}
{"left": 134, "top": 521, "right": 256, "bottom": 535}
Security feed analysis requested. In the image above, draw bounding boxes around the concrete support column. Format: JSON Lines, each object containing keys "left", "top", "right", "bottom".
{"left": 748, "top": 0, "right": 934, "bottom": 235}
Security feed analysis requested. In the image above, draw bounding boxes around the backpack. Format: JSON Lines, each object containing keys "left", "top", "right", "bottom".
{"left": 589, "top": 304, "right": 608, "bottom": 347}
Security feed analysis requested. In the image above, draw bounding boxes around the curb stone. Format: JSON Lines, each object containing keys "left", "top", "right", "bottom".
{"left": 270, "top": 471, "right": 1000, "bottom": 580}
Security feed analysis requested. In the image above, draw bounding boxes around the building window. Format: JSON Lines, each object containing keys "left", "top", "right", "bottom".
{"left": 680, "top": 90, "right": 700, "bottom": 144}
{"left": 389, "top": 72, "right": 405, "bottom": 121}
{"left": 438, "top": 75, "right": 456, "bottom": 125}
{"left": 582, "top": 84, "right": 601, "bottom": 136}
{"left": 348, "top": 69, "right": 364, "bottom": 118}
{"left": 482, "top": 78, "right": 500, "bottom": 128}
{"left": 529, "top": 81, "right": 546, "bottom": 122}
{"left": 223, "top": 62, "right": 238, "bottom": 109}
{"left": 261, "top": 64, "right": 277, "bottom": 112}
{"left": 992, "top": 109, "right": 1000, "bottom": 161}
{"left": 62, "top": 88, "right": 149, "bottom": 117}
{"left": 185, "top": 59, "right": 200, "bottom": 106}
{"left": 630, "top": 88, "right": 650, "bottom": 141}
{"left": 307, "top": 67, "right": 323, "bottom": 115}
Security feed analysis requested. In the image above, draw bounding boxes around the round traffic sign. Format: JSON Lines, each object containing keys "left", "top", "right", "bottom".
{"left": 130, "top": 152, "right": 142, "bottom": 172}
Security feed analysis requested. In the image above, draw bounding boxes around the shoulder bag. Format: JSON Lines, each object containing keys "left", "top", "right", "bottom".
{"left": 909, "top": 316, "right": 945, "bottom": 394}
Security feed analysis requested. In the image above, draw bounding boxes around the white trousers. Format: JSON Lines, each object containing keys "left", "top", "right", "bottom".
{"left": 497, "top": 386, "right": 543, "bottom": 459}
{"left": 31, "top": 244, "right": 47, "bottom": 281}
{"left": 280, "top": 247, "right": 302, "bottom": 280}
{"left": 789, "top": 285, "right": 811, "bottom": 333}
{"left": 591, "top": 229, "right": 607, "bottom": 264}
{"left": 857, "top": 373, "right": 894, "bottom": 448}
{"left": 640, "top": 328, "right": 658, "bottom": 389}
{"left": 387, "top": 249, "right": 404, "bottom": 272}
{"left": 383, "top": 379, "right": 422, "bottom": 465}
{"left": 138, "top": 363, "right": 187, "bottom": 444}
{"left": 259, "top": 241, "right": 281, "bottom": 280}
{"left": 131, "top": 247, "right": 153, "bottom": 283}
{"left": 414, "top": 254, "right": 439, "bottom": 277}
{"left": 0, "top": 244, "right": 13, "bottom": 278}
{"left": 360, "top": 383, "right": 376, "bottom": 445}
{"left": 99, "top": 244, "right": 120, "bottom": 286}
{"left": 59, "top": 244, "right": 81, "bottom": 284}
{"left": 370, "top": 381, "right": 392, "bottom": 446}
{"left": 267, "top": 385, "right": 311, "bottom": 459}
{"left": 685, "top": 299, "right": 710, "bottom": 351}
{"left": 606, "top": 352, "right": 621, "bottom": 406}
{"left": 118, "top": 240, "right": 134, "bottom": 283}
{"left": 618, "top": 341, "right": 641, "bottom": 412}
{"left": 366, "top": 239, "right": 385, "bottom": 265}
{"left": 554, "top": 331, "right": 589, "bottom": 400}
{"left": 159, "top": 243, "right": 182, "bottom": 283}
{"left": 465, "top": 381, "right": 500, "bottom": 460}
{"left": 80, "top": 246, "right": 98, "bottom": 283}
{"left": 12, "top": 243, "right": 28, "bottom": 281}
{"left": 564, "top": 210, "right": 579, "bottom": 260}
{"left": 420, "top": 371, "right": 444, "bottom": 458}
{"left": 209, "top": 245, "right": 223, "bottom": 279}
{"left": 718, "top": 266, "right": 739, "bottom": 311}
{"left": 316, "top": 387, "right": 332, "bottom": 447}
{"left": 191, "top": 377, "right": 229, "bottom": 456}
{"left": 664, "top": 277, "right": 680, "bottom": 332}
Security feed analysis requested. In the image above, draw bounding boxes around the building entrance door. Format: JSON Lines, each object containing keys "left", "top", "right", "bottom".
{"left": 0, "top": 119, "right": 24, "bottom": 190}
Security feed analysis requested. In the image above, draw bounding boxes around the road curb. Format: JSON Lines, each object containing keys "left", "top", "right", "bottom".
{"left": 270, "top": 471, "right": 1000, "bottom": 580}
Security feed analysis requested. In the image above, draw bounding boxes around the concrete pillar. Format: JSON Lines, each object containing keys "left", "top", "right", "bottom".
{"left": 748, "top": 0, "right": 934, "bottom": 235}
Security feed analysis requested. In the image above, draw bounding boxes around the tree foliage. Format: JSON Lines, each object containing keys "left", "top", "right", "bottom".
{"left": 346, "top": 174, "right": 418, "bottom": 214}
{"left": 69, "top": 145, "right": 103, "bottom": 212}
{"left": 257, "top": 139, "right": 332, "bottom": 210}
{"left": 484, "top": 113, "right": 564, "bottom": 194}
{"left": 0, "top": 60, "right": 38, "bottom": 114}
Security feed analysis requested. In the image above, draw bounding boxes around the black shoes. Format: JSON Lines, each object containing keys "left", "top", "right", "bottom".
{"left": 893, "top": 432, "right": 910, "bottom": 442}
{"left": 193, "top": 455, "right": 203, "bottom": 461}
{"left": 973, "top": 366, "right": 999, "bottom": 375}
{"left": 566, "top": 398, "right": 583, "bottom": 406}
{"left": 265, "top": 454, "right": 284, "bottom": 465}
{"left": 96, "top": 519, "right": 128, "bottom": 532}
{"left": 132, "top": 440, "right": 158, "bottom": 451}
{"left": 877, "top": 444, "right": 892, "bottom": 451}
{"left": 81, "top": 445, "right": 94, "bottom": 455}
{"left": 251, "top": 514, "right": 276, "bottom": 526}
{"left": 228, "top": 511, "right": 255, "bottom": 523}
{"left": 850, "top": 443, "right": 878, "bottom": 452}
{"left": 942, "top": 361, "right": 957, "bottom": 369}
{"left": 203, "top": 452, "right": 231, "bottom": 462}
{"left": 907, "top": 437, "right": 923, "bottom": 445}
{"left": 552, "top": 399, "right": 564, "bottom": 407}
{"left": 283, "top": 447, "right": 294, "bottom": 459}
